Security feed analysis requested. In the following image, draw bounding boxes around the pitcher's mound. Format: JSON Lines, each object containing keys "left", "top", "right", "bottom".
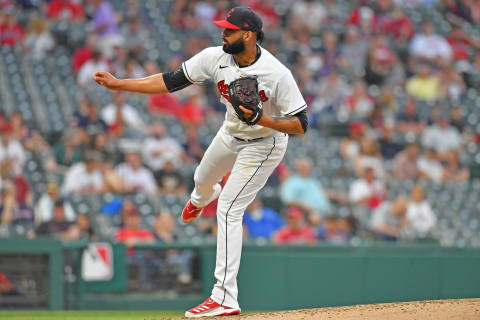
{"left": 221, "top": 298, "right": 480, "bottom": 320}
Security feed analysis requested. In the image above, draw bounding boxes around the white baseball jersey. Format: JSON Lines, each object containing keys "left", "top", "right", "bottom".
{"left": 182, "top": 46, "right": 307, "bottom": 140}
{"left": 182, "top": 45, "right": 307, "bottom": 311}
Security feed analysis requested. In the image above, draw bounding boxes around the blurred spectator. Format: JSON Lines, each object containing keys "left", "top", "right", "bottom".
{"left": 72, "top": 35, "right": 97, "bottom": 73}
{"left": 370, "top": 197, "right": 408, "bottom": 241}
{"left": 118, "top": 56, "right": 146, "bottom": 80}
{"left": 438, "top": 65, "right": 466, "bottom": 102}
{"left": 0, "top": 125, "right": 26, "bottom": 170}
{"left": 406, "top": 184, "right": 437, "bottom": 237}
{"left": 310, "top": 70, "right": 348, "bottom": 121}
{"left": 70, "top": 214, "right": 96, "bottom": 240}
{"left": 444, "top": 150, "right": 469, "bottom": 181}
{"left": 0, "top": 181, "right": 34, "bottom": 229}
{"left": 73, "top": 98, "right": 108, "bottom": 135}
{"left": 91, "top": 0, "right": 122, "bottom": 58}
{"left": 273, "top": 207, "right": 316, "bottom": 244}
{"left": 354, "top": 137, "right": 386, "bottom": 180}
{"left": 405, "top": 63, "right": 441, "bottom": 101}
{"left": 409, "top": 21, "right": 452, "bottom": 63}
{"left": 378, "top": 122, "right": 404, "bottom": 160}
{"left": 62, "top": 151, "right": 104, "bottom": 195}
{"left": 24, "top": 17, "right": 55, "bottom": 61}
{"left": 377, "top": 4, "right": 414, "bottom": 44}
{"left": 53, "top": 128, "right": 87, "bottom": 169}
{"left": 98, "top": 160, "right": 127, "bottom": 193}
{"left": 35, "top": 182, "right": 76, "bottom": 224}
{"left": 47, "top": 0, "right": 84, "bottom": 21}
{"left": 152, "top": 212, "right": 194, "bottom": 284}
{"left": 440, "top": 0, "right": 473, "bottom": 26}
{"left": 347, "top": 5, "right": 377, "bottom": 36}
{"left": 115, "top": 151, "right": 157, "bottom": 194}
{"left": 153, "top": 212, "right": 177, "bottom": 243}
{"left": 339, "top": 26, "right": 369, "bottom": 80}
{"left": 114, "top": 207, "right": 155, "bottom": 289}
{"left": 397, "top": 99, "right": 426, "bottom": 134}
{"left": 446, "top": 27, "right": 479, "bottom": 62}
{"left": 290, "top": 0, "right": 327, "bottom": 34}
{"left": 194, "top": 0, "right": 217, "bottom": 30}
{"left": 0, "top": 160, "right": 31, "bottom": 205}
{"left": 178, "top": 94, "right": 206, "bottom": 126}
{"left": 142, "top": 122, "right": 184, "bottom": 171}
{"left": 120, "top": 17, "right": 150, "bottom": 54}
{"left": 421, "top": 113, "right": 462, "bottom": 156}
{"left": 9, "top": 112, "right": 50, "bottom": 153}
{"left": 249, "top": 0, "right": 280, "bottom": 30}
{"left": 0, "top": 8, "right": 25, "bottom": 46}
{"left": 115, "top": 204, "right": 154, "bottom": 246}
{"left": 449, "top": 106, "right": 465, "bottom": 134}
{"left": 417, "top": 149, "right": 446, "bottom": 183}
{"left": 364, "top": 34, "right": 398, "bottom": 86}
{"left": 243, "top": 198, "right": 284, "bottom": 240}
{"left": 349, "top": 166, "right": 386, "bottom": 209}
{"left": 280, "top": 157, "right": 331, "bottom": 218}
{"left": 340, "top": 122, "right": 366, "bottom": 163}
{"left": 77, "top": 50, "right": 109, "bottom": 88}
{"left": 393, "top": 142, "right": 420, "bottom": 180}
{"left": 154, "top": 159, "right": 186, "bottom": 195}
{"left": 319, "top": 31, "right": 340, "bottom": 77}
{"left": 35, "top": 200, "right": 75, "bottom": 240}
{"left": 183, "top": 126, "right": 206, "bottom": 164}
{"left": 317, "top": 216, "right": 353, "bottom": 243}
{"left": 101, "top": 91, "right": 146, "bottom": 136}
{"left": 341, "top": 81, "right": 375, "bottom": 119}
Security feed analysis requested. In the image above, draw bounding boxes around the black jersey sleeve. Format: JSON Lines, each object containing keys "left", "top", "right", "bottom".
{"left": 162, "top": 68, "right": 193, "bottom": 93}
{"left": 293, "top": 109, "right": 308, "bottom": 133}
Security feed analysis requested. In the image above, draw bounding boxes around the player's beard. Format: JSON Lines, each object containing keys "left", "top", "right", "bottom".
{"left": 223, "top": 38, "right": 245, "bottom": 54}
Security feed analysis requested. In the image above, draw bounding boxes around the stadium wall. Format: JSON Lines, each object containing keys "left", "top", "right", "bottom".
{"left": 1, "top": 240, "right": 479, "bottom": 310}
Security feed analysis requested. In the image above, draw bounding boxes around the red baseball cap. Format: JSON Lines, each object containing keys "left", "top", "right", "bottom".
{"left": 214, "top": 7, "right": 263, "bottom": 32}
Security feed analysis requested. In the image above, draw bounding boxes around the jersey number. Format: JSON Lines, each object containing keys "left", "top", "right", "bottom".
{"left": 217, "top": 80, "right": 268, "bottom": 103}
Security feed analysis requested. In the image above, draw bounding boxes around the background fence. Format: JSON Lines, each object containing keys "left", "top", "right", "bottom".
{"left": 1, "top": 238, "right": 479, "bottom": 311}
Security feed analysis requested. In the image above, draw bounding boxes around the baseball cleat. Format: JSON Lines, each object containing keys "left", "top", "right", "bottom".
{"left": 185, "top": 297, "right": 241, "bottom": 318}
{"left": 182, "top": 200, "right": 204, "bottom": 223}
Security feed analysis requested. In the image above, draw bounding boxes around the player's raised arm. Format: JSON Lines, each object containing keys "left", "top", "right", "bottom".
{"left": 93, "top": 67, "right": 193, "bottom": 95}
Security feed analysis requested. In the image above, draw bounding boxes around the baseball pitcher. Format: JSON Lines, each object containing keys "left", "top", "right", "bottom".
{"left": 93, "top": 7, "right": 308, "bottom": 318}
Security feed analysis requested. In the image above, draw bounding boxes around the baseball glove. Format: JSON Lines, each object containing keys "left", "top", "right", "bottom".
{"left": 228, "top": 76, "right": 263, "bottom": 126}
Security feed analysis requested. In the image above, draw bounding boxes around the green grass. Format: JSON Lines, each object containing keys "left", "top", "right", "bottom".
{"left": 0, "top": 311, "right": 185, "bottom": 320}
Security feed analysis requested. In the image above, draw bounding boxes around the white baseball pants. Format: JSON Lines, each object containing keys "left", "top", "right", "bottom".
{"left": 190, "top": 127, "right": 288, "bottom": 309}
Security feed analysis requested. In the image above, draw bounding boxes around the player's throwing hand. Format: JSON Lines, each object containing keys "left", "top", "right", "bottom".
{"left": 92, "top": 71, "right": 120, "bottom": 89}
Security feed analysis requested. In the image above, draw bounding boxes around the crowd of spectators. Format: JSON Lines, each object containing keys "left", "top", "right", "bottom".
{"left": 0, "top": 0, "right": 480, "bottom": 256}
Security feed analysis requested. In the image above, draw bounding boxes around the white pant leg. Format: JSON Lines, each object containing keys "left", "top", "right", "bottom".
{"left": 190, "top": 130, "right": 237, "bottom": 208}
{"left": 211, "top": 134, "right": 288, "bottom": 309}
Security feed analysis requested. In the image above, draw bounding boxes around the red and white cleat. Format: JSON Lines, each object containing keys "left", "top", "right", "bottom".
{"left": 181, "top": 200, "right": 204, "bottom": 223}
{"left": 185, "top": 297, "right": 240, "bottom": 318}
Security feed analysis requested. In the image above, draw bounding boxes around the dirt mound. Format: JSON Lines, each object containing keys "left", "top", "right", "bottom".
{"left": 175, "top": 299, "right": 480, "bottom": 320}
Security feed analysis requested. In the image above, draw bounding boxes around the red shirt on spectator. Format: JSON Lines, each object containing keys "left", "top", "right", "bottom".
{"left": 0, "top": 22, "right": 24, "bottom": 46}
{"left": 379, "top": 13, "right": 414, "bottom": 41}
{"left": 115, "top": 228, "right": 154, "bottom": 242}
{"left": 179, "top": 98, "right": 205, "bottom": 125}
{"left": 72, "top": 46, "right": 93, "bottom": 73}
{"left": 47, "top": 0, "right": 84, "bottom": 21}
{"left": 13, "top": 175, "right": 30, "bottom": 204}
{"left": 115, "top": 228, "right": 155, "bottom": 255}
{"left": 274, "top": 225, "right": 316, "bottom": 244}
{"left": 148, "top": 94, "right": 182, "bottom": 117}
{"left": 447, "top": 30, "right": 474, "bottom": 61}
